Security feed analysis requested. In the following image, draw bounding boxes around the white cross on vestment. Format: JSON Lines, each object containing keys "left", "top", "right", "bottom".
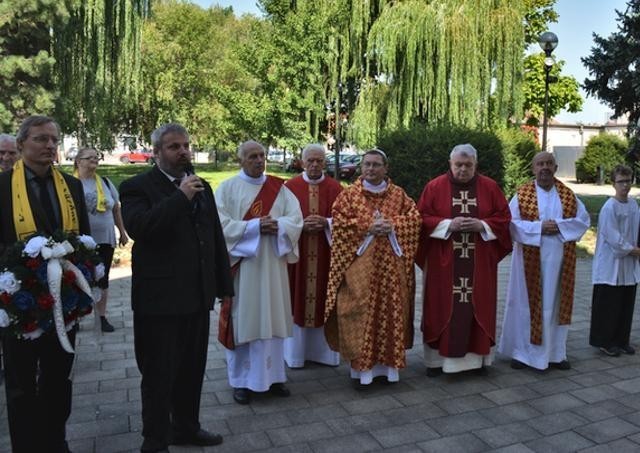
{"left": 452, "top": 191, "right": 477, "bottom": 214}
{"left": 452, "top": 277, "right": 472, "bottom": 303}
{"left": 452, "top": 232, "right": 475, "bottom": 259}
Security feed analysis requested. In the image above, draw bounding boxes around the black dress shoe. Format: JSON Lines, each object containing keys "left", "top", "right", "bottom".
{"left": 510, "top": 359, "right": 527, "bottom": 370}
{"left": 621, "top": 344, "right": 636, "bottom": 355}
{"left": 233, "top": 387, "right": 251, "bottom": 404}
{"left": 269, "top": 382, "right": 291, "bottom": 397}
{"left": 426, "top": 367, "right": 442, "bottom": 377}
{"left": 171, "top": 429, "right": 223, "bottom": 446}
{"left": 549, "top": 360, "right": 571, "bottom": 370}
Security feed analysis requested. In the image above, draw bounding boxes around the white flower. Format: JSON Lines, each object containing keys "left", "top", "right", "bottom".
{"left": 92, "top": 287, "right": 103, "bottom": 303}
{"left": 22, "top": 327, "right": 44, "bottom": 340}
{"left": 0, "top": 309, "right": 10, "bottom": 327}
{"left": 0, "top": 271, "right": 21, "bottom": 295}
{"left": 78, "top": 235, "right": 97, "bottom": 250}
{"left": 23, "top": 236, "right": 48, "bottom": 258}
{"left": 95, "top": 263, "right": 106, "bottom": 281}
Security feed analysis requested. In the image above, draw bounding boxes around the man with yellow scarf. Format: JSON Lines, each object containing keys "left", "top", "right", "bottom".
{"left": 0, "top": 115, "right": 90, "bottom": 453}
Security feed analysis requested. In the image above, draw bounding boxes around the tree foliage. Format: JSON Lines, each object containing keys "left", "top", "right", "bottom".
{"left": 0, "top": 0, "right": 65, "bottom": 132}
{"left": 583, "top": 0, "right": 640, "bottom": 127}
{"left": 522, "top": 53, "right": 583, "bottom": 125}
{"left": 575, "top": 133, "right": 628, "bottom": 183}
{"left": 53, "top": 0, "right": 149, "bottom": 148}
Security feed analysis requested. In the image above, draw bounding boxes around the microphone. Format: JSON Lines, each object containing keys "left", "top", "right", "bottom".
{"left": 184, "top": 162, "right": 204, "bottom": 213}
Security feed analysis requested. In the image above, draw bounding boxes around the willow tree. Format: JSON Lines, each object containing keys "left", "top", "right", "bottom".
{"left": 350, "top": 0, "right": 525, "bottom": 145}
{"left": 53, "top": 0, "right": 150, "bottom": 148}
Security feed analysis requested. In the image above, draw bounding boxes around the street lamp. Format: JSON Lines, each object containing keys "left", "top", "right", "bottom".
{"left": 538, "top": 31, "right": 558, "bottom": 152}
{"left": 334, "top": 82, "right": 345, "bottom": 177}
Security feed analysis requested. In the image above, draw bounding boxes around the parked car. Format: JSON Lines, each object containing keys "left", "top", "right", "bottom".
{"left": 325, "top": 153, "right": 362, "bottom": 181}
{"left": 119, "top": 149, "right": 154, "bottom": 164}
{"left": 284, "top": 156, "right": 303, "bottom": 173}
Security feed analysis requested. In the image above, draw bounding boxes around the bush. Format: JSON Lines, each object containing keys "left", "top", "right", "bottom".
{"left": 498, "top": 127, "right": 538, "bottom": 198}
{"left": 575, "top": 133, "right": 628, "bottom": 183}
{"left": 378, "top": 124, "right": 505, "bottom": 201}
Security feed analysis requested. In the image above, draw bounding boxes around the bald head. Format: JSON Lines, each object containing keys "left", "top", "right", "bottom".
{"left": 0, "top": 134, "right": 19, "bottom": 171}
{"left": 531, "top": 151, "right": 557, "bottom": 190}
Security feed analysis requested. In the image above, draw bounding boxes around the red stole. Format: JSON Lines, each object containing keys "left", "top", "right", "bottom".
{"left": 218, "top": 175, "right": 285, "bottom": 349}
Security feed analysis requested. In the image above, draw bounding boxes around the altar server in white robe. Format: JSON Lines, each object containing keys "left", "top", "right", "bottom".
{"left": 499, "top": 152, "right": 590, "bottom": 371}
{"left": 590, "top": 164, "right": 640, "bottom": 357}
{"left": 216, "top": 140, "right": 303, "bottom": 405}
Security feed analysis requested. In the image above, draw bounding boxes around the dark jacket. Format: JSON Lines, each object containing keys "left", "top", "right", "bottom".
{"left": 120, "top": 165, "right": 233, "bottom": 315}
{"left": 0, "top": 168, "right": 91, "bottom": 250}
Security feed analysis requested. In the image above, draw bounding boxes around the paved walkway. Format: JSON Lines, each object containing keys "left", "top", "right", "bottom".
{"left": 1, "top": 257, "right": 640, "bottom": 453}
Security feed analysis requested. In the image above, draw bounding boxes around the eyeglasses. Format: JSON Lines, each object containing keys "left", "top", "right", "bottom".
{"left": 615, "top": 179, "right": 632, "bottom": 185}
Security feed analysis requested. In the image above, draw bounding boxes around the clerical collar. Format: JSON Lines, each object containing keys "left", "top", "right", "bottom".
{"left": 302, "top": 171, "right": 325, "bottom": 185}
{"left": 239, "top": 168, "right": 266, "bottom": 185}
{"left": 363, "top": 179, "right": 388, "bottom": 193}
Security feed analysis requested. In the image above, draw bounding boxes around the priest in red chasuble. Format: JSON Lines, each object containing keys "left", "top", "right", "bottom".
{"left": 284, "top": 144, "right": 342, "bottom": 368}
{"left": 325, "top": 149, "right": 421, "bottom": 385}
{"left": 417, "top": 144, "right": 511, "bottom": 377}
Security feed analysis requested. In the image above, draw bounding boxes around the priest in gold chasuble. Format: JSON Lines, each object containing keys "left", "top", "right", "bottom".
{"left": 325, "top": 149, "right": 420, "bottom": 385}
{"left": 418, "top": 144, "right": 512, "bottom": 377}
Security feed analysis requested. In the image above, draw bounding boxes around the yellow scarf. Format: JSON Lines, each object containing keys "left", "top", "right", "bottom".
{"left": 74, "top": 170, "right": 106, "bottom": 212}
{"left": 12, "top": 160, "right": 80, "bottom": 240}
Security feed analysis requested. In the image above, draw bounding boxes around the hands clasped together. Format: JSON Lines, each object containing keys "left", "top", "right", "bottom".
{"left": 449, "top": 216, "right": 484, "bottom": 233}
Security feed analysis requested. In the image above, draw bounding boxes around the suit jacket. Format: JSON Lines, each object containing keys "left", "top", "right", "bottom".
{"left": 0, "top": 168, "right": 91, "bottom": 252}
{"left": 120, "top": 165, "right": 233, "bottom": 315}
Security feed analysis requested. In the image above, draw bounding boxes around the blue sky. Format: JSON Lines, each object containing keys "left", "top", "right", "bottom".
{"left": 195, "top": 0, "right": 629, "bottom": 125}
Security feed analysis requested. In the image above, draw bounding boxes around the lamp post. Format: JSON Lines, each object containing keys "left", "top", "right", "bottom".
{"left": 538, "top": 31, "right": 558, "bottom": 152}
{"left": 334, "top": 82, "right": 345, "bottom": 177}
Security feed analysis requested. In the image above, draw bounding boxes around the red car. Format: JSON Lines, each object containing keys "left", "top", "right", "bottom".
{"left": 119, "top": 149, "right": 155, "bottom": 164}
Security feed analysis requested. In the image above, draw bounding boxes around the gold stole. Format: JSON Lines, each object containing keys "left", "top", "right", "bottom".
{"left": 517, "top": 179, "right": 577, "bottom": 345}
{"left": 12, "top": 160, "right": 80, "bottom": 240}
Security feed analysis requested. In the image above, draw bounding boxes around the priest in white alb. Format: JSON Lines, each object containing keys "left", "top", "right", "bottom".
{"left": 498, "top": 152, "right": 590, "bottom": 371}
{"left": 215, "top": 140, "right": 303, "bottom": 405}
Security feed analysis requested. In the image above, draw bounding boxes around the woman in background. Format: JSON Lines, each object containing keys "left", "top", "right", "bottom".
{"left": 74, "top": 148, "right": 129, "bottom": 332}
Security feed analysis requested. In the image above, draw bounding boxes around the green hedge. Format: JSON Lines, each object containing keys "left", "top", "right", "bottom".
{"left": 379, "top": 124, "right": 534, "bottom": 201}
{"left": 575, "top": 133, "right": 628, "bottom": 183}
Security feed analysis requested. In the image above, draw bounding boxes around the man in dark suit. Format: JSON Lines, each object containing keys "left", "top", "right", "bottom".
{"left": 0, "top": 115, "right": 90, "bottom": 453}
{"left": 120, "top": 123, "right": 233, "bottom": 453}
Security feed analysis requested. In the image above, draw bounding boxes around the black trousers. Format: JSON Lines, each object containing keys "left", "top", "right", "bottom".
{"left": 3, "top": 328, "right": 76, "bottom": 453}
{"left": 134, "top": 311, "right": 210, "bottom": 450}
{"left": 589, "top": 284, "right": 637, "bottom": 348}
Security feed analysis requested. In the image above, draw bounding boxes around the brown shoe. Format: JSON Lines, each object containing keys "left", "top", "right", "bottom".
{"left": 549, "top": 360, "right": 571, "bottom": 370}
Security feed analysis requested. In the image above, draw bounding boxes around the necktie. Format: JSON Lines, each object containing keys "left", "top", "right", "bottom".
{"left": 34, "top": 176, "right": 58, "bottom": 229}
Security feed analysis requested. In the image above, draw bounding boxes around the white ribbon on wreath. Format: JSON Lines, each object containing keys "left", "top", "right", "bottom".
{"left": 40, "top": 240, "right": 96, "bottom": 353}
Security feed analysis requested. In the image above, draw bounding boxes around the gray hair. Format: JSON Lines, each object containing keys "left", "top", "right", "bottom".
{"left": 16, "top": 115, "right": 59, "bottom": 145}
{"left": 0, "top": 133, "right": 16, "bottom": 147}
{"left": 150, "top": 123, "right": 189, "bottom": 152}
{"left": 301, "top": 143, "right": 325, "bottom": 160}
{"left": 449, "top": 143, "right": 478, "bottom": 160}
{"left": 237, "top": 140, "right": 265, "bottom": 159}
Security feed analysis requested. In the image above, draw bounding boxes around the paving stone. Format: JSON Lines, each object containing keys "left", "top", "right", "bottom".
{"left": 612, "top": 376, "right": 640, "bottom": 394}
{"left": 489, "top": 444, "right": 537, "bottom": 453}
{"left": 325, "top": 412, "right": 391, "bottom": 436}
{"left": 526, "top": 377, "right": 583, "bottom": 396}
{"left": 479, "top": 402, "right": 543, "bottom": 425}
{"left": 569, "top": 383, "right": 627, "bottom": 403}
{"left": 266, "top": 421, "right": 334, "bottom": 446}
{"left": 574, "top": 417, "right": 639, "bottom": 443}
{"left": 426, "top": 412, "right": 494, "bottom": 436}
{"left": 415, "top": 432, "right": 488, "bottom": 453}
{"left": 579, "top": 438, "right": 640, "bottom": 453}
{"left": 524, "top": 430, "right": 594, "bottom": 452}
{"left": 226, "top": 412, "right": 290, "bottom": 435}
{"left": 473, "top": 421, "right": 540, "bottom": 448}
{"left": 369, "top": 421, "right": 439, "bottom": 448}
{"left": 571, "top": 399, "right": 636, "bottom": 422}
{"left": 383, "top": 401, "right": 448, "bottom": 423}
{"left": 435, "top": 394, "right": 496, "bottom": 414}
{"left": 482, "top": 385, "right": 541, "bottom": 405}
{"left": 526, "top": 393, "right": 585, "bottom": 414}
{"left": 308, "top": 432, "right": 381, "bottom": 452}
{"left": 207, "top": 432, "right": 274, "bottom": 452}
{"left": 285, "top": 404, "right": 349, "bottom": 425}
{"left": 568, "top": 370, "right": 620, "bottom": 386}
{"left": 340, "top": 394, "right": 404, "bottom": 415}
{"left": 525, "top": 411, "right": 588, "bottom": 435}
